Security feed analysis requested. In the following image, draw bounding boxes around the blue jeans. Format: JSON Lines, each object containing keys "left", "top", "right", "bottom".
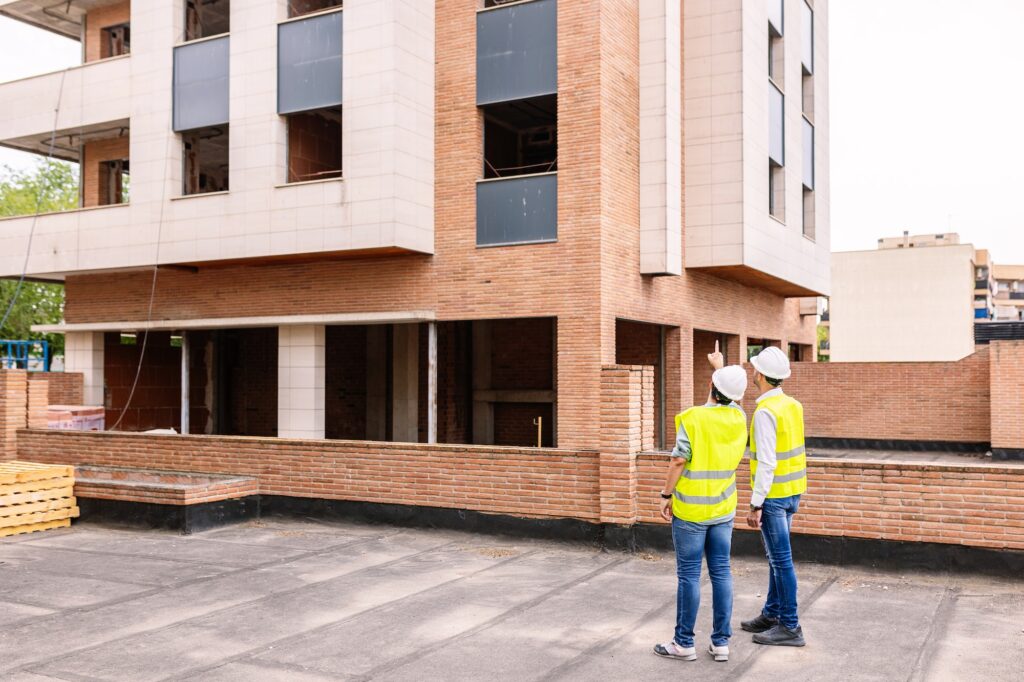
{"left": 672, "top": 517, "right": 734, "bottom": 648}
{"left": 760, "top": 495, "right": 801, "bottom": 629}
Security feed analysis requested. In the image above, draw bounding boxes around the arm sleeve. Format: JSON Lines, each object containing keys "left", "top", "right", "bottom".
{"left": 671, "top": 421, "right": 692, "bottom": 461}
{"left": 750, "top": 410, "right": 778, "bottom": 507}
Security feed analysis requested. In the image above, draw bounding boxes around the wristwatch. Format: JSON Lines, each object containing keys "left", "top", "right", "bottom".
{"left": 749, "top": 504, "right": 762, "bottom": 511}
{"left": 660, "top": 491, "right": 673, "bottom": 500}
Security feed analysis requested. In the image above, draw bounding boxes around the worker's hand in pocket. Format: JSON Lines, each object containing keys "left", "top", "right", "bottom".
{"left": 708, "top": 340, "right": 724, "bottom": 370}
{"left": 746, "top": 508, "right": 762, "bottom": 529}
{"left": 660, "top": 497, "right": 673, "bottom": 522}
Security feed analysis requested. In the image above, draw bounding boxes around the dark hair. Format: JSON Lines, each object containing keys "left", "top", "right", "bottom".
{"left": 710, "top": 385, "right": 733, "bottom": 404}
{"left": 765, "top": 376, "right": 784, "bottom": 388}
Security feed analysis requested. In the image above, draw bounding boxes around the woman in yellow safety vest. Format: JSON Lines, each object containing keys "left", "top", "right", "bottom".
{"left": 654, "top": 343, "right": 748, "bottom": 664}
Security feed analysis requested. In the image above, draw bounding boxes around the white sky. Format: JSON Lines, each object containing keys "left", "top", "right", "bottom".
{"left": 1, "top": 1, "right": 1023, "bottom": 261}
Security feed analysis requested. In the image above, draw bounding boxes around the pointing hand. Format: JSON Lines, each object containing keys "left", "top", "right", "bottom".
{"left": 708, "top": 340, "right": 725, "bottom": 370}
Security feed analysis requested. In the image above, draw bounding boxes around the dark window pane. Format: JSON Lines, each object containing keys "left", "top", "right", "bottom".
{"left": 278, "top": 10, "right": 343, "bottom": 115}
{"left": 477, "top": 173, "right": 557, "bottom": 246}
{"left": 173, "top": 36, "right": 230, "bottom": 132}
{"left": 477, "top": 0, "right": 557, "bottom": 105}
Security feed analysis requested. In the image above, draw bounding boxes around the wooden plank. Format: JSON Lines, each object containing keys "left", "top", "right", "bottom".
{"left": 0, "top": 507, "right": 79, "bottom": 529}
{"left": 0, "top": 477, "right": 74, "bottom": 498}
{"left": 0, "top": 464, "right": 74, "bottom": 486}
{"left": 0, "top": 518, "right": 70, "bottom": 538}
{"left": 0, "top": 486, "right": 75, "bottom": 507}
{"left": 0, "top": 497, "right": 77, "bottom": 519}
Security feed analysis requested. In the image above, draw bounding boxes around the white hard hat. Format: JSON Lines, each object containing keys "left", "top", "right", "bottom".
{"left": 712, "top": 365, "right": 748, "bottom": 401}
{"left": 750, "top": 346, "right": 792, "bottom": 380}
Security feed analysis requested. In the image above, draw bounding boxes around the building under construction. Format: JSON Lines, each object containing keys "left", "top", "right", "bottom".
{"left": 0, "top": 0, "right": 829, "bottom": 452}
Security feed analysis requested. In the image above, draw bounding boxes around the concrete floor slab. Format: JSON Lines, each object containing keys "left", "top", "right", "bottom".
{"left": 1, "top": 520, "right": 1022, "bottom": 681}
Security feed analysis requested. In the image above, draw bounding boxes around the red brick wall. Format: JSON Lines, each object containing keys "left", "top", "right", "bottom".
{"left": 218, "top": 329, "right": 277, "bottom": 437}
{"left": 1, "top": 371, "right": 28, "bottom": 459}
{"left": 637, "top": 453, "right": 1024, "bottom": 551}
{"left": 286, "top": 109, "right": 342, "bottom": 183}
{"left": 325, "top": 325, "right": 368, "bottom": 440}
{"left": 84, "top": 1, "right": 130, "bottom": 63}
{"left": 774, "top": 350, "right": 991, "bottom": 443}
{"left": 28, "top": 372, "right": 84, "bottom": 406}
{"left": 104, "top": 332, "right": 182, "bottom": 432}
{"left": 82, "top": 136, "right": 130, "bottom": 208}
{"left": 17, "top": 430, "right": 602, "bottom": 521}
{"left": 989, "top": 340, "right": 1024, "bottom": 451}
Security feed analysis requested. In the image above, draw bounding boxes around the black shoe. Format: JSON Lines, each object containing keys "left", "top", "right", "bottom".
{"left": 752, "top": 624, "right": 806, "bottom": 647}
{"left": 740, "top": 613, "right": 779, "bottom": 633}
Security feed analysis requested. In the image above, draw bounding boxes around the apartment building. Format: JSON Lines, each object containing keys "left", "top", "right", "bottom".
{"left": 0, "top": 0, "right": 829, "bottom": 450}
{"left": 831, "top": 234, "right": 991, "bottom": 362}
{"left": 992, "top": 264, "right": 1024, "bottom": 322}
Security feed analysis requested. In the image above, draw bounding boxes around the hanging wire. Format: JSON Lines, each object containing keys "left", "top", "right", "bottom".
{"left": 0, "top": 69, "right": 69, "bottom": 332}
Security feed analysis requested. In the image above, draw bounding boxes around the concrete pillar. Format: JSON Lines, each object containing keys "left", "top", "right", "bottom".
{"left": 392, "top": 324, "right": 419, "bottom": 443}
{"left": 278, "top": 325, "right": 325, "bottom": 439}
{"left": 471, "top": 320, "right": 494, "bottom": 445}
{"left": 365, "top": 325, "right": 387, "bottom": 440}
{"left": 427, "top": 321, "right": 437, "bottom": 444}
{"left": 65, "top": 331, "right": 105, "bottom": 406}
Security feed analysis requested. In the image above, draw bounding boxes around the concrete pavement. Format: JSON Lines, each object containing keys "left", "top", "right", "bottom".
{"left": 1, "top": 518, "right": 1022, "bottom": 681}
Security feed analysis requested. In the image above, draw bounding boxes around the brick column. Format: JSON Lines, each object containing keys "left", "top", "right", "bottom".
{"left": 990, "top": 340, "right": 1024, "bottom": 459}
{"left": 0, "top": 370, "right": 28, "bottom": 460}
{"left": 599, "top": 365, "right": 643, "bottom": 524}
{"left": 278, "top": 325, "right": 325, "bottom": 439}
{"left": 640, "top": 365, "right": 655, "bottom": 452}
{"left": 27, "top": 376, "right": 49, "bottom": 430}
{"left": 65, "top": 331, "right": 105, "bottom": 406}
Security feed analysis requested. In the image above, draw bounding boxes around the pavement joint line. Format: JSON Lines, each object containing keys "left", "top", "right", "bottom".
{"left": 1, "top": 540, "right": 270, "bottom": 569}
{"left": 4, "top": 530, "right": 404, "bottom": 636}
{"left": 724, "top": 571, "right": 839, "bottom": 681}
{"left": 906, "top": 586, "right": 960, "bottom": 682}
{"left": 0, "top": 559, "right": 170, "bottom": 589}
{"left": 0, "top": 595, "right": 64, "bottom": 612}
{"left": 164, "top": 549, "right": 544, "bottom": 681}
{"left": 349, "top": 556, "right": 631, "bottom": 682}
{"left": 534, "top": 568, "right": 714, "bottom": 680}
{"left": 22, "top": 667, "right": 106, "bottom": 682}
{"left": 6, "top": 535, "right": 459, "bottom": 677}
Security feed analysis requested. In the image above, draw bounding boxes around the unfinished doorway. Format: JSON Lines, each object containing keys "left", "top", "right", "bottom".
{"left": 692, "top": 330, "right": 741, "bottom": 406}
{"left": 471, "top": 318, "right": 556, "bottom": 448}
{"left": 616, "top": 319, "right": 665, "bottom": 449}
{"left": 746, "top": 337, "right": 781, "bottom": 361}
{"left": 206, "top": 328, "right": 278, "bottom": 437}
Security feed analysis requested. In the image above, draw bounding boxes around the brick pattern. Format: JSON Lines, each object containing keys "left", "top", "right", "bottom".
{"left": 84, "top": 1, "right": 130, "bottom": 63}
{"left": 598, "top": 365, "right": 646, "bottom": 523}
{"left": 74, "top": 467, "right": 258, "bottom": 506}
{"left": 27, "top": 379, "right": 48, "bottom": 430}
{"left": 1, "top": 371, "right": 28, "bottom": 460}
{"left": 82, "top": 136, "right": 130, "bottom": 208}
{"left": 18, "top": 431, "right": 602, "bottom": 521}
{"left": 637, "top": 454, "right": 1024, "bottom": 551}
{"left": 775, "top": 350, "right": 991, "bottom": 443}
{"left": 286, "top": 110, "right": 342, "bottom": 183}
{"left": 28, "top": 372, "right": 84, "bottom": 406}
{"left": 103, "top": 332, "right": 182, "bottom": 432}
{"left": 989, "top": 340, "right": 1024, "bottom": 450}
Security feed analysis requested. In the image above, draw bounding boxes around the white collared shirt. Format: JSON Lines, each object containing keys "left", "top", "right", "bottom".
{"left": 750, "top": 387, "right": 785, "bottom": 507}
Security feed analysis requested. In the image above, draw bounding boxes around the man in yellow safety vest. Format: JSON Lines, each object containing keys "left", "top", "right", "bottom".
{"left": 654, "top": 342, "right": 748, "bottom": 664}
{"left": 741, "top": 346, "right": 808, "bottom": 647}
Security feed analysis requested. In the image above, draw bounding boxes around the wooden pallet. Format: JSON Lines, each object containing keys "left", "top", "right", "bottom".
{"left": 0, "top": 461, "right": 77, "bottom": 539}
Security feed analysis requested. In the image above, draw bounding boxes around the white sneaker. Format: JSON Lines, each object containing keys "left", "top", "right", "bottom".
{"left": 653, "top": 641, "right": 697, "bottom": 661}
{"left": 708, "top": 644, "right": 729, "bottom": 662}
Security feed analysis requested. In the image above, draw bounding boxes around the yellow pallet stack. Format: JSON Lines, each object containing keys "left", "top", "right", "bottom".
{"left": 0, "top": 461, "right": 79, "bottom": 538}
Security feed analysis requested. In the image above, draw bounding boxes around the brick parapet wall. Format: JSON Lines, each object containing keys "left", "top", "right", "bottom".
{"left": 598, "top": 366, "right": 650, "bottom": 523}
{"left": 26, "top": 378, "right": 48, "bottom": 430}
{"left": 16, "top": 430, "right": 602, "bottom": 521}
{"left": 637, "top": 453, "right": 1024, "bottom": 551}
{"left": 989, "top": 340, "right": 1024, "bottom": 452}
{"left": 773, "top": 349, "right": 991, "bottom": 443}
{"left": 29, "top": 372, "right": 84, "bottom": 406}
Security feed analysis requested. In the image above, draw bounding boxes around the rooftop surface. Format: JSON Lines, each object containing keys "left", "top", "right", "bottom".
{"left": 1, "top": 519, "right": 1022, "bottom": 681}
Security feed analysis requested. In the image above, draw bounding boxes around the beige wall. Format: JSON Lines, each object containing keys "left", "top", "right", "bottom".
{"left": 830, "top": 245, "right": 975, "bottom": 362}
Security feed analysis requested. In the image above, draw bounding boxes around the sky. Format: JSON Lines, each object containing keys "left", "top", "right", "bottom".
{"left": 1, "top": 1, "right": 1023, "bottom": 262}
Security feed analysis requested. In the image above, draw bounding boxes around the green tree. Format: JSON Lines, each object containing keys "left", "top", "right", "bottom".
{"left": 0, "top": 159, "right": 79, "bottom": 359}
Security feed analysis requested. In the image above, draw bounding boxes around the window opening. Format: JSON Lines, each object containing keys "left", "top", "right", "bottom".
{"left": 182, "top": 126, "right": 229, "bottom": 195}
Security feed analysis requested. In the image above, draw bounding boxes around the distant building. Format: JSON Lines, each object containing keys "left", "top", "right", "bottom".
{"left": 993, "top": 264, "right": 1024, "bottom": 321}
{"left": 877, "top": 231, "right": 960, "bottom": 250}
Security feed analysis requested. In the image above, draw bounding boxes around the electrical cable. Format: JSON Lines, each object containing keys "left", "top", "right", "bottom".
{"left": 0, "top": 68, "right": 69, "bottom": 333}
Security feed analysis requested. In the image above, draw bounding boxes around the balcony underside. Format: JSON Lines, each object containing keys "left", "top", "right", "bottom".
{"left": 0, "top": 119, "right": 129, "bottom": 163}
{"left": 0, "top": 0, "right": 116, "bottom": 39}
{"left": 691, "top": 264, "right": 823, "bottom": 298}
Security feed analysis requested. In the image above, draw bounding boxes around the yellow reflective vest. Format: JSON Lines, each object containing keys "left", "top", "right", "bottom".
{"left": 750, "top": 393, "right": 808, "bottom": 498}
{"left": 671, "top": 405, "right": 748, "bottom": 523}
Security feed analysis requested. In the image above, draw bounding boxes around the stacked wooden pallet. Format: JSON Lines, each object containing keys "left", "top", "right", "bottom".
{"left": 0, "top": 461, "right": 78, "bottom": 538}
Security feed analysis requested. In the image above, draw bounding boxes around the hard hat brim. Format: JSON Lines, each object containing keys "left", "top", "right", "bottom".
{"left": 750, "top": 355, "right": 792, "bottom": 380}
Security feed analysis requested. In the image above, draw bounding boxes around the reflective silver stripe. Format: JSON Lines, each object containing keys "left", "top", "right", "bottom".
{"left": 773, "top": 469, "right": 807, "bottom": 484}
{"left": 775, "top": 445, "right": 806, "bottom": 461}
{"left": 681, "top": 469, "right": 735, "bottom": 480}
{"left": 674, "top": 482, "right": 737, "bottom": 506}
